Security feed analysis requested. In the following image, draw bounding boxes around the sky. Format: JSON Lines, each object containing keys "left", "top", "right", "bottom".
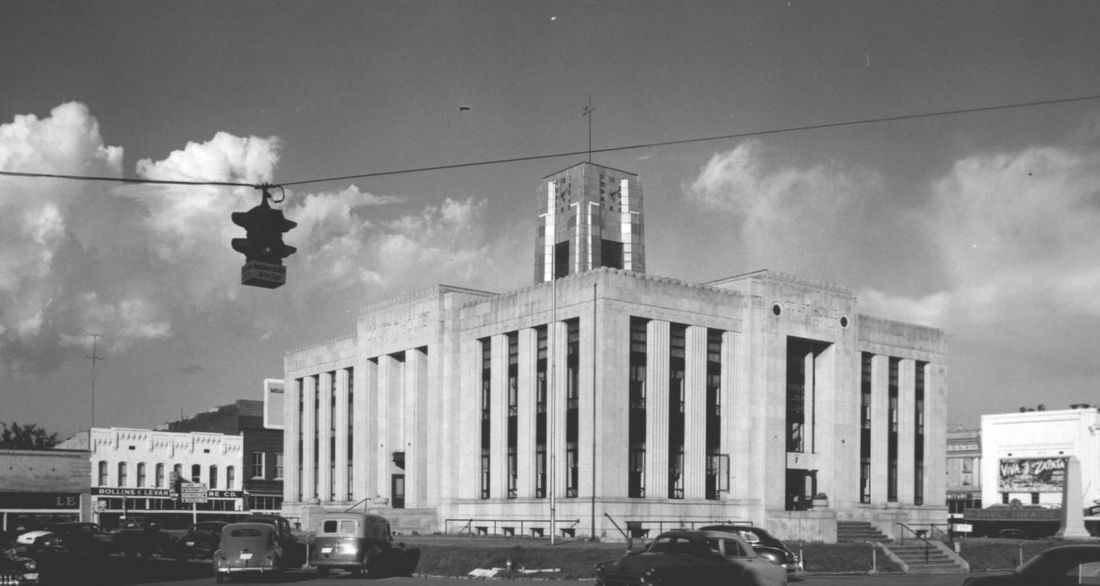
{"left": 2, "top": 0, "right": 1100, "bottom": 439}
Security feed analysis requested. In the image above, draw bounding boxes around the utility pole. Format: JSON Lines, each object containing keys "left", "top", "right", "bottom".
{"left": 86, "top": 333, "right": 104, "bottom": 430}
{"left": 582, "top": 97, "right": 596, "bottom": 163}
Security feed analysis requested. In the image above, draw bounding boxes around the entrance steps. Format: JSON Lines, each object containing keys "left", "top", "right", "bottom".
{"left": 837, "top": 521, "right": 891, "bottom": 543}
{"left": 881, "top": 542, "right": 970, "bottom": 574}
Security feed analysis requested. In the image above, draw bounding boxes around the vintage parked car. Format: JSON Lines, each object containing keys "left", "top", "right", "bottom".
{"left": 963, "top": 544, "right": 1100, "bottom": 585}
{"left": 212, "top": 523, "right": 294, "bottom": 582}
{"left": 0, "top": 531, "right": 38, "bottom": 585}
{"left": 24, "top": 523, "right": 115, "bottom": 556}
{"left": 239, "top": 514, "right": 306, "bottom": 568}
{"left": 172, "top": 521, "right": 228, "bottom": 562}
{"left": 309, "top": 512, "right": 420, "bottom": 577}
{"left": 115, "top": 516, "right": 173, "bottom": 557}
{"left": 699, "top": 524, "right": 803, "bottom": 575}
{"left": 595, "top": 529, "right": 787, "bottom": 586}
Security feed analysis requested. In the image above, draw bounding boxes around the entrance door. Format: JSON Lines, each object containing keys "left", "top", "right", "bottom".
{"left": 391, "top": 474, "right": 405, "bottom": 509}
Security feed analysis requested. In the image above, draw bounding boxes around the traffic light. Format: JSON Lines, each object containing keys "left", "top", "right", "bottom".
{"left": 231, "top": 189, "right": 296, "bottom": 288}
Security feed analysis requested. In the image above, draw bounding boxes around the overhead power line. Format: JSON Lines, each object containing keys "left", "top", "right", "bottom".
{"left": 2, "top": 93, "right": 1099, "bottom": 191}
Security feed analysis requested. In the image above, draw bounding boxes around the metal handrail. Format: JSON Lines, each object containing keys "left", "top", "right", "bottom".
{"left": 895, "top": 522, "right": 936, "bottom": 565}
{"left": 443, "top": 517, "right": 580, "bottom": 537}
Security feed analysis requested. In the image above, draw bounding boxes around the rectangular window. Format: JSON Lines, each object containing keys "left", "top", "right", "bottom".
{"left": 668, "top": 323, "right": 686, "bottom": 499}
{"left": 98, "top": 461, "right": 108, "bottom": 487}
{"left": 209, "top": 465, "right": 218, "bottom": 490}
{"left": 252, "top": 452, "right": 266, "bottom": 479}
{"left": 227, "top": 466, "right": 235, "bottom": 490}
{"left": 118, "top": 462, "right": 128, "bottom": 487}
{"left": 914, "top": 361, "right": 927, "bottom": 506}
{"left": 155, "top": 463, "right": 164, "bottom": 488}
{"left": 705, "top": 329, "right": 723, "bottom": 500}
{"left": 508, "top": 332, "right": 519, "bottom": 499}
{"left": 859, "top": 352, "right": 873, "bottom": 504}
{"left": 535, "top": 326, "right": 548, "bottom": 499}
{"left": 275, "top": 453, "right": 284, "bottom": 480}
{"left": 628, "top": 317, "right": 648, "bottom": 498}
{"left": 480, "top": 337, "right": 491, "bottom": 499}
{"left": 137, "top": 463, "right": 146, "bottom": 488}
{"left": 888, "top": 357, "right": 900, "bottom": 502}
{"left": 566, "top": 319, "right": 580, "bottom": 498}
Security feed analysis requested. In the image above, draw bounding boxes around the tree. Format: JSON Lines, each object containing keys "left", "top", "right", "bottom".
{"left": 0, "top": 422, "right": 60, "bottom": 449}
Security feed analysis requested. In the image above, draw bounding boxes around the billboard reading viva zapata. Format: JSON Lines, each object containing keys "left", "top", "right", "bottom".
{"left": 998, "top": 457, "right": 1066, "bottom": 492}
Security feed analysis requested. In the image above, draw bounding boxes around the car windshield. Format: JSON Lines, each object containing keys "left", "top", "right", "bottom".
{"left": 648, "top": 536, "right": 699, "bottom": 554}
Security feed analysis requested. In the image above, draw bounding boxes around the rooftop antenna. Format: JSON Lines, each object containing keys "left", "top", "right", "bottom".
{"left": 583, "top": 96, "right": 596, "bottom": 163}
{"left": 85, "top": 333, "right": 105, "bottom": 429}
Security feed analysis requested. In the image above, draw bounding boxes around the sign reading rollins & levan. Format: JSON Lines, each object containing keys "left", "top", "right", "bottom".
{"left": 998, "top": 457, "right": 1066, "bottom": 492}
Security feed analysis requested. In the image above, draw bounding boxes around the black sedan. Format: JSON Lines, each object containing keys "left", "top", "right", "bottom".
{"left": 700, "top": 524, "right": 803, "bottom": 575}
{"left": 963, "top": 544, "right": 1100, "bottom": 585}
{"left": 595, "top": 529, "right": 787, "bottom": 586}
{"left": 0, "top": 531, "right": 38, "bottom": 585}
{"left": 172, "top": 521, "right": 228, "bottom": 562}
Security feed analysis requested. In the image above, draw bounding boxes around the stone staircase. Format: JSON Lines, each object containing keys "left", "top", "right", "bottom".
{"left": 837, "top": 521, "right": 891, "bottom": 543}
{"left": 882, "top": 541, "right": 969, "bottom": 574}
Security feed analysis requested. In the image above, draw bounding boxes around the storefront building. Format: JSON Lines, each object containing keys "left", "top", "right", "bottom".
{"left": 57, "top": 428, "right": 244, "bottom": 529}
{"left": 0, "top": 448, "right": 89, "bottom": 532}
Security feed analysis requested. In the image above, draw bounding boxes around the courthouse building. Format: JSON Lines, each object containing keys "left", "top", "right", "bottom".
{"left": 282, "top": 161, "right": 948, "bottom": 541}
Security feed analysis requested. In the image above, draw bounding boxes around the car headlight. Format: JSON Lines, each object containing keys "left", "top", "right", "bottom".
{"left": 22, "top": 560, "right": 36, "bottom": 572}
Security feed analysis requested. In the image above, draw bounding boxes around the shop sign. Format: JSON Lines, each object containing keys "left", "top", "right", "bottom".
{"left": 208, "top": 491, "right": 241, "bottom": 499}
{"left": 92, "top": 487, "right": 172, "bottom": 498}
{"left": 998, "top": 457, "right": 1065, "bottom": 492}
{"left": 0, "top": 492, "right": 81, "bottom": 509}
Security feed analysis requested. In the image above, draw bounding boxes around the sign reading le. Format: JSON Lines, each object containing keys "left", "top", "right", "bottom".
{"left": 180, "top": 482, "right": 209, "bottom": 504}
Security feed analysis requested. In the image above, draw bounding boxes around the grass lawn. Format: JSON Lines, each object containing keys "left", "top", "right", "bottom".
{"left": 397, "top": 534, "right": 1096, "bottom": 579}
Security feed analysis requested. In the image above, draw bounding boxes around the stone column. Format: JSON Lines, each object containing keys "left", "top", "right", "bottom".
{"left": 318, "top": 371, "right": 333, "bottom": 503}
{"left": 353, "top": 360, "right": 374, "bottom": 504}
{"left": 404, "top": 348, "right": 427, "bottom": 508}
{"left": 550, "top": 321, "right": 569, "bottom": 501}
{"left": 870, "top": 355, "right": 889, "bottom": 505}
{"left": 897, "top": 360, "right": 916, "bottom": 505}
{"left": 517, "top": 328, "right": 537, "bottom": 498}
{"left": 334, "top": 368, "right": 350, "bottom": 504}
{"left": 302, "top": 375, "right": 317, "bottom": 503}
{"left": 1057, "top": 456, "right": 1091, "bottom": 538}
{"left": 645, "top": 320, "right": 670, "bottom": 499}
{"left": 683, "top": 325, "right": 708, "bottom": 499}
{"left": 283, "top": 377, "right": 301, "bottom": 504}
{"left": 376, "top": 355, "right": 395, "bottom": 502}
{"left": 489, "top": 334, "right": 509, "bottom": 499}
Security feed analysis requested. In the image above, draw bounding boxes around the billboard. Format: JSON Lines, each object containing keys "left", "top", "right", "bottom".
{"left": 998, "top": 457, "right": 1066, "bottom": 492}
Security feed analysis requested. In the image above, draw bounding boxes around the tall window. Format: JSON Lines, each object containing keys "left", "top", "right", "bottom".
{"left": 191, "top": 464, "right": 201, "bottom": 483}
{"left": 347, "top": 366, "right": 354, "bottom": 501}
{"left": 668, "top": 323, "right": 686, "bottom": 499}
{"left": 914, "top": 361, "right": 927, "bottom": 505}
{"left": 137, "top": 463, "right": 146, "bottom": 487}
{"left": 535, "top": 326, "right": 548, "bottom": 498}
{"left": 628, "top": 317, "right": 648, "bottom": 498}
{"left": 118, "top": 462, "right": 128, "bottom": 487}
{"left": 887, "top": 357, "right": 900, "bottom": 502}
{"left": 98, "top": 461, "right": 108, "bottom": 487}
{"left": 330, "top": 370, "right": 337, "bottom": 501}
{"left": 155, "top": 463, "right": 165, "bottom": 488}
{"left": 275, "top": 454, "right": 284, "bottom": 480}
{"left": 209, "top": 465, "right": 218, "bottom": 489}
{"left": 860, "top": 353, "right": 873, "bottom": 504}
{"left": 565, "top": 319, "right": 580, "bottom": 498}
{"left": 252, "top": 452, "right": 266, "bottom": 479}
{"left": 705, "top": 329, "right": 723, "bottom": 500}
{"left": 227, "top": 466, "right": 236, "bottom": 490}
{"left": 480, "top": 337, "right": 491, "bottom": 499}
{"left": 507, "top": 332, "right": 519, "bottom": 499}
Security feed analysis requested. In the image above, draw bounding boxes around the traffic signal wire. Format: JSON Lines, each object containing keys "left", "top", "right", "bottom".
{"left": 2, "top": 92, "right": 1099, "bottom": 192}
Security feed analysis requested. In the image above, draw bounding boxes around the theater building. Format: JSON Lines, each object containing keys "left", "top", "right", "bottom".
{"left": 281, "top": 161, "right": 948, "bottom": 542}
